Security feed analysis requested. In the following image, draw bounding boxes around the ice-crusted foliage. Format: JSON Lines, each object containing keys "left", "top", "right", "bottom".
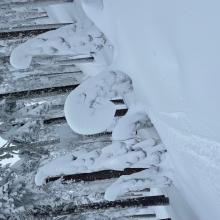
{"left": 0, "top": 165, "right": 31, "bottom": 217}
{"left": 0, "top": 100, "right": 49, "bottom": 144}
{"left": 0, "top": 5, "right": 44, "bottom": 29}
{"left": 0, "top": 100, "right": 51, "bottom": 172}
{"left": 64, "top": 70, "right": 132, "bottom": 135}
{"left": 0, "top": 163, "right": 47, "bottom": 218}
{"left": 10, "top": 22, "right": 111, "bottom": 69}
{"left": 0, "top": 140, "right": 54, "bottom": 218}
{"left": 0, "top": 99, "right": 50, "bottom": 122}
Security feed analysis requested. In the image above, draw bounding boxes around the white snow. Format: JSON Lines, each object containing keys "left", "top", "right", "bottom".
{"left": 104, "top": 168, "right": 171, "bottom": 201}
{"left": 0, "top": 136, "right": 7, "bottom": 148}
{"left": 112, "top": 105, "right": 158, "bottom": 141}
{"left": 81, "top": 0, "right": 220, "bottom": 219}
{"left": 35, "top": 105, "right": 167, "bottom": 186}
{"left": 64, "top": 70, "right": 132, "bottom": 135}
{"left": 10, "top": 22, "right": 108, "bottom": 69}
{"left": 35, "top": 137, "right": 167, "bottom": 186}
{"left": 0, "top": 151, "right": 20, "bottom": 167}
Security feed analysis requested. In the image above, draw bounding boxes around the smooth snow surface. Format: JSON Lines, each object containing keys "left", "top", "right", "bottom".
{"left": 82, "top": 0, "right": 220, "bottom": 219}
{"left": 0, "top": 138, "right": 20, "bottom": 167}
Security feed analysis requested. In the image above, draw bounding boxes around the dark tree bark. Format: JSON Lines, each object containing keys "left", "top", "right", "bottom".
{"left": 0, "top": 84, "right": 79, "bottom": 100}
{"left": 29, "top": 195, "right": 169, "bottom": 217}
{"left": 45, "top": 168, "right": 146, "bottom": 183}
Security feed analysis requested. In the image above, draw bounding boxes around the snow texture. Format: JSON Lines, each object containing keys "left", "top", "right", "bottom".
{"left": 35, "top": 137, "right": 167, "bottom": 186}
{"left": 105, "top": 168, "right": 171, "bottom": 201}
{"left": 6, "top": 0, "right": 219, "bottom": 218}
{"left": 10, "top": 23, "right": 112, "bottom": 69}
{"left": 112, "top": 104, "right": 158, "bottom": 141}
{"left": 64, "top": 70, "right": 132, "bottom": 135}
{"left": 82, "top": 0, "right": 220, "bottom": 219}
{"left": 36, "top": 104, "right": 168, "bottom": 192}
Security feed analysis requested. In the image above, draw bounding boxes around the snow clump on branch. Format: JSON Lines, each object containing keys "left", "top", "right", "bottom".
{"left": 64, "top": 70, "right": 132, "bottom": 135}
{"left": 104, "top": 168, "right": 172, "bottom": 201}
{"left": 10, "top": 23, "right": 112, "bottom": 69}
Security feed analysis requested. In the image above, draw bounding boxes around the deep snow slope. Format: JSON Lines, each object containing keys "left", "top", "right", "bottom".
{"left": 81, "top": 0, "right": 220, "bottom": 219}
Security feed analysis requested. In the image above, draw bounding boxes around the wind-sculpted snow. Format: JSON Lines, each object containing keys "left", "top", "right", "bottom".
{"left": 10, "top": 22, "right": 113, "bottom": 69}
{"left": 64, "top": 70, "right": 132, "bottom": 135}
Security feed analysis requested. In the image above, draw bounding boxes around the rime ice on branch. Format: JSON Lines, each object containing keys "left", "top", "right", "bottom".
{"left": 104, "top": 168, "right": 171, "bottom": 201}
{"left": 64, "top": 70, "right": 132, "bottom": 135}
{"left": 10, "top": 22, "right": 113, "bottom": 69}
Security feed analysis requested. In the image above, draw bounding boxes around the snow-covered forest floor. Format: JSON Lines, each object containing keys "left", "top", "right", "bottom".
{"left": 1, "top": 0, "right": 220, "bottom": 220}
